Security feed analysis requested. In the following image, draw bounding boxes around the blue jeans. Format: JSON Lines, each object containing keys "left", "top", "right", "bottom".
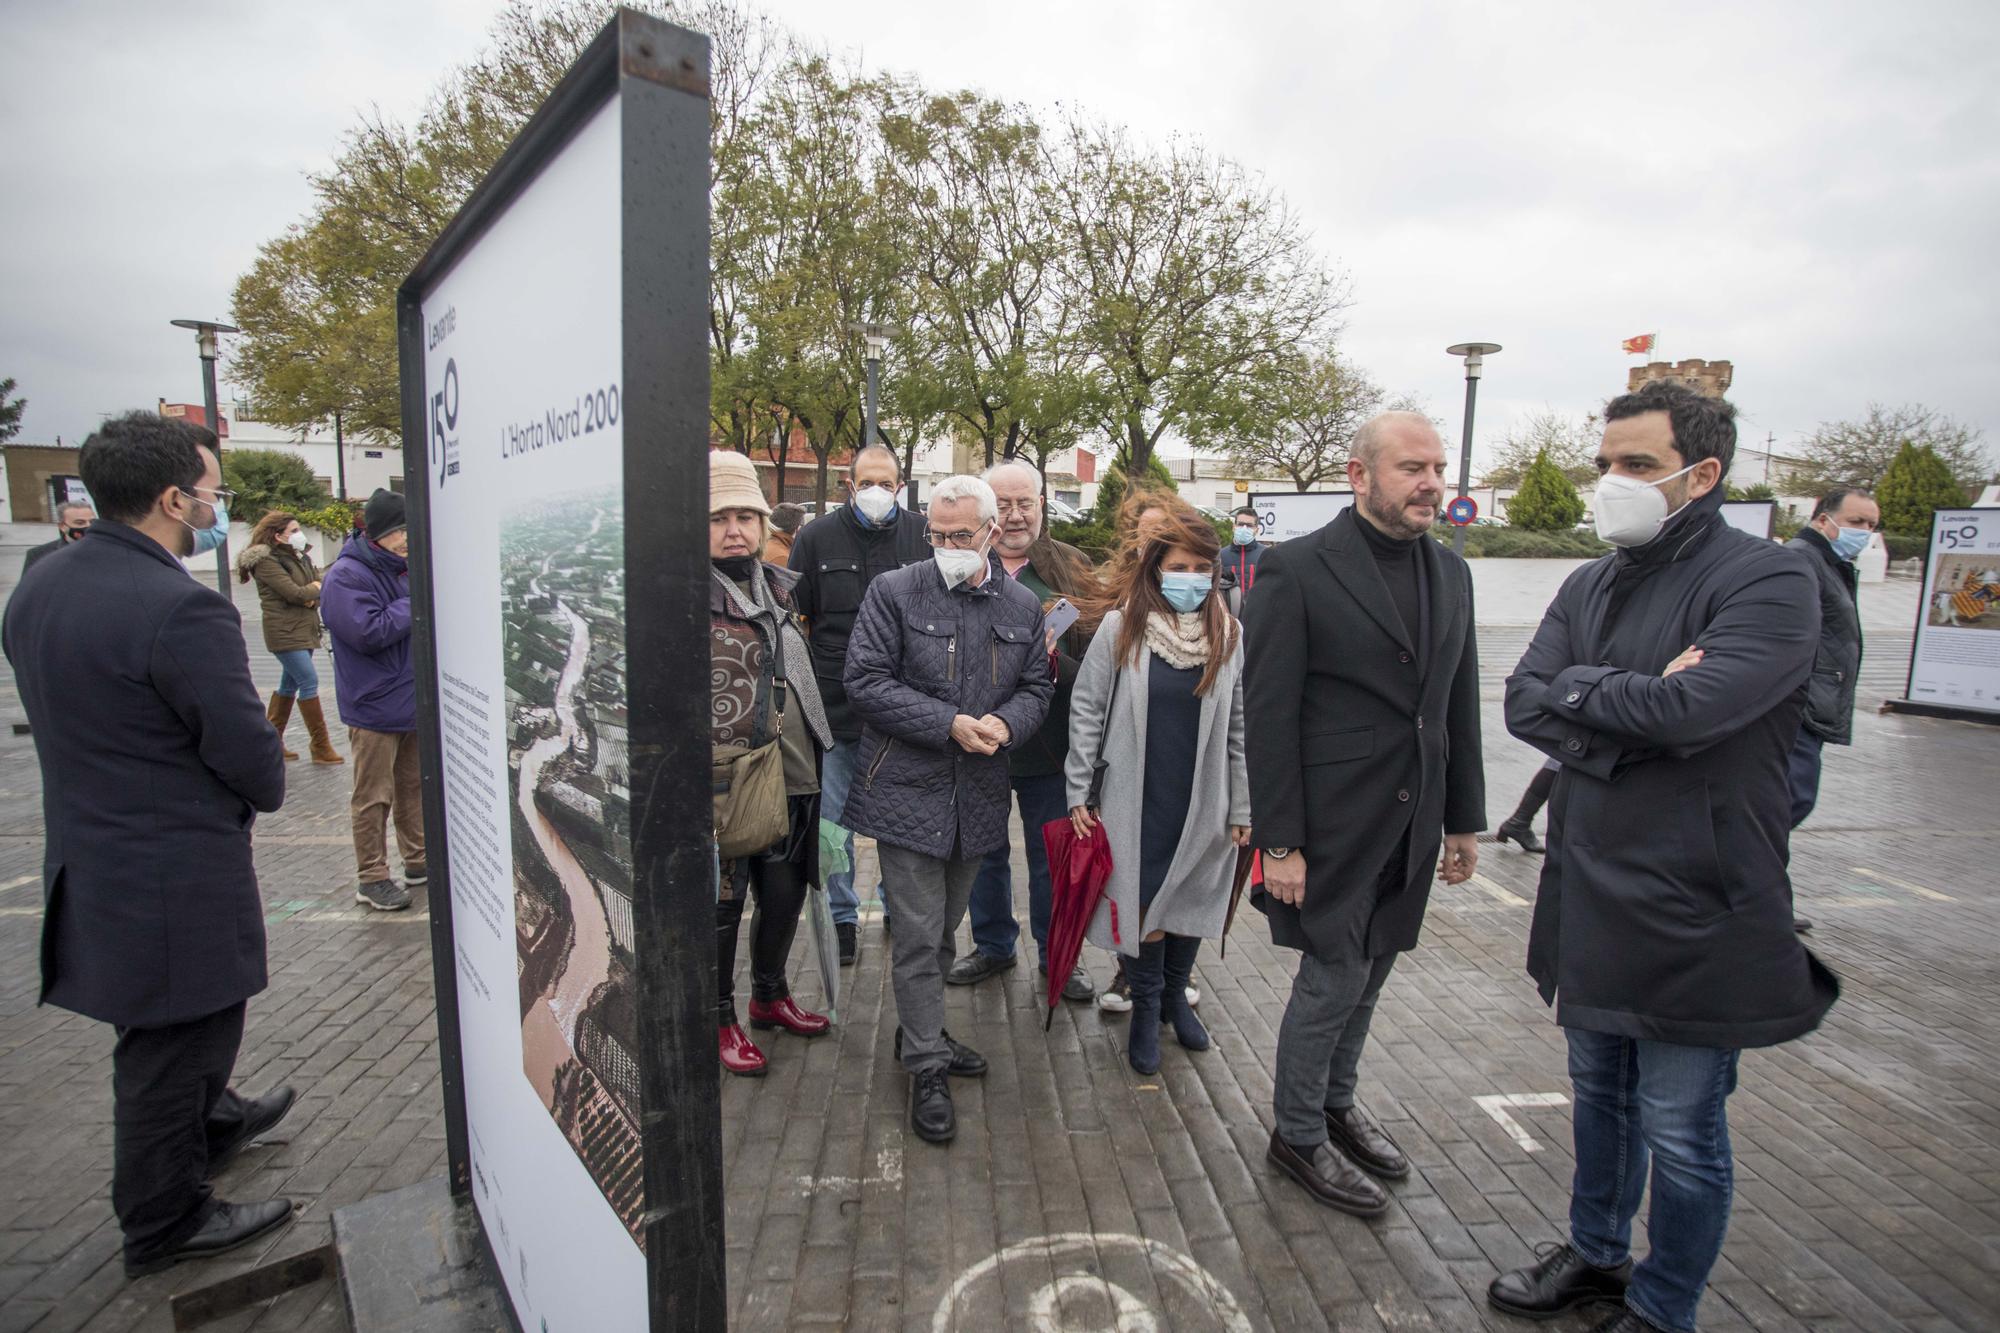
{"left": 273, "top": 649, "right": 320, "bottom": 699}
{"left": 966, "top": 772, "right": 1068, "bottom": 966}
{"left": 1566, "top": 1028, "right": 1740, "bottom": 1333}
{"left": 819, "top": 738, "right": 882, "bottom": 928}
{"left": 1786, "top": 727, "right": 1824, "bottom": 828}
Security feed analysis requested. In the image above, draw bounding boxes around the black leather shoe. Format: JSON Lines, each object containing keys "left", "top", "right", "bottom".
{"left": 207, "top": 1087, "right": 297, "bottom": 1173}
{"left": 1495, "top": 817, "right": 1545, "bottom": 853}
{"left": 1487, "top": 1242, "right": 1632, "bottom": 1320}
{"left": 1265, "top": 1131, "right": 1388, "bottom": 1217}
{"left": 909, "top": 1068, "right": 955, "bottom": 1143}
{"left": 946, "top": 952, "right": 1016, "bottom": 986}
{"left": 837, "top": 922, "right": 858, "bottom": 965}
{"left": 894, "top": 1026, "right": 988, "bottom": 1077}
{"left": 124, "top": 1198, "right": 296, "bottom": 1277}
{"left": 1323, "top": 1104, "right": 1408, "bottom": 1180}
{"left": 1586, "top": 1309, "right": 1669, "bottom": 1333}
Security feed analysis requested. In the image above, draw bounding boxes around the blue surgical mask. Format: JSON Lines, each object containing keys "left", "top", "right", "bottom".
{"left": 1159, "top": 572, "right": 1212, "bottom": 613}
{"left": 181, "top": 490, "right": 229, "bottom": 555}
{"left": 1828, "top": 525, "right": 1870, "bottom": 562}
{"left": 1232, "top": 525, "right": 1257, "bottom": 547}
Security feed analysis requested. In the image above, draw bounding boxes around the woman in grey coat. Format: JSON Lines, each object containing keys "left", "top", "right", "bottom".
{"left": 1067, "top": 507, "right": 1249, "bottom": 1073}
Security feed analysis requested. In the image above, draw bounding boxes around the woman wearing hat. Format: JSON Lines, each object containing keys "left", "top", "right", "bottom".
{"left": 708, "top": 450, "right": 834, "bottom": 1075}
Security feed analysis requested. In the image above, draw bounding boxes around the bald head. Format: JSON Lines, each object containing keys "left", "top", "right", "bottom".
{"left": 1351, "top": 411, "right": 1442, "bottom": 470}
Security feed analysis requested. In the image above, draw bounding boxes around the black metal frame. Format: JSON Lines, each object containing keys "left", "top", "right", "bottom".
{"left": 397, "top": 9, "right": 723, "bottom": 1329}
{"left": 1885, "top": 506, "right": 2000, "bottom": 726}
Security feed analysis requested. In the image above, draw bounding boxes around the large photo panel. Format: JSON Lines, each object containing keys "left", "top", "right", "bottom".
{"left": 417, "top": 94, "right": 648, "bottom": 1328}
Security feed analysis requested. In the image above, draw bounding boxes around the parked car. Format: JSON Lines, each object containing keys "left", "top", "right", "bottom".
{"left": 1046, "top": 496, "right": 1085, "bottom": 523}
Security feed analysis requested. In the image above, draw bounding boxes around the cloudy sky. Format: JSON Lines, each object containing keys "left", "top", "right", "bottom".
{"left": 5, "top": 0, "right": 1996, "bottom": 474}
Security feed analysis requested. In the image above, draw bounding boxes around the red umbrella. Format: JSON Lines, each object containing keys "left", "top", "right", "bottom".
{"left": 1219, "top": 846, "right": 1257, "bottom": 960}
{"left": 1040, "top": 815, "right": 1116, "bottom": 1029}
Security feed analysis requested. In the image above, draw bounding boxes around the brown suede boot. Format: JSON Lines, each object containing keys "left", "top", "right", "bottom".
{"left": 298, "top": 696, "right": 345, "bottom": 764}
{"left": 266, "top": 694, "right": 299, "bottom": 760}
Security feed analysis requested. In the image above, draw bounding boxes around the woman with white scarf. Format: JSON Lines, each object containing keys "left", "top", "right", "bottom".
{"left": 1067, "top": 505, "right": 1250, "bottom": 1074}
{"left": 708, "top": 451, "right": 835, "bottom": 1076}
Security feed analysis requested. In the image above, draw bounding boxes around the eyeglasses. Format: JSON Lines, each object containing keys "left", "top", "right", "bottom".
{"left": 994, "top": 499, "right": 1039, "bottom": 517}
{"left": 924, "top": 525, "right": 987, "bottom": 549}
{"left": 185, "top": 485, "right": 237, "bottom": 506}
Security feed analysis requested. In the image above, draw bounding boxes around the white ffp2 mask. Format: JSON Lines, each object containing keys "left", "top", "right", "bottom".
{"left": 1593, "top": 462, "right": 1700, "bottom": 548}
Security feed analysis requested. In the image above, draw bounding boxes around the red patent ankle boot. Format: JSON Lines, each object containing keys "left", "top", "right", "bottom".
{"left": 747, "top": 995, "right": 830, "bottom": 1038}
{"left": 718, "top": 1023, "right": 767, "bottom": 1076}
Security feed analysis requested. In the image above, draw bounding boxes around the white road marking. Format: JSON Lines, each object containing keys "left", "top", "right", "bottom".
{"left": 1474, "top": 1093, "right": 1570, "bottom": 1152}
{"left": 936, "top": 1233, "right": 1250, "bottom": 1333}
{"left": 1468, "top": 873, "right": 1528, "bottom": 907}
{"left": 1852, "top": 867, "right": 1953, "bottom": 902}
{"left": 796, "top": 1147, "right": 903, "bottom": 1195}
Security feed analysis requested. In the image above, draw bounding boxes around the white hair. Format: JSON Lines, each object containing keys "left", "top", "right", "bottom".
{"left": 981, "top": 459, "right": 1044, "bottom": 493}
{"left": 928, "top": 474, "right": 998, "bottom": 522}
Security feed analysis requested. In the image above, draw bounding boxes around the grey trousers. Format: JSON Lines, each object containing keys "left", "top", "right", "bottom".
{"left": 1273, "top": 949, "right": 1399, "bottom": 1146}
{"left": 878, "top": 842, "right": 981, "bottom": 1075}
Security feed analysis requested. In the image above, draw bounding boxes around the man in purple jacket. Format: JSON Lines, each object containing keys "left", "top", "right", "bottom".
{"left": 321, "top": 490, "right": 424, "bottom": 911}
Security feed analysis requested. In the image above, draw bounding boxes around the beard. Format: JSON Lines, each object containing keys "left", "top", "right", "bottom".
{"left": 1362, "top": 486, "right": 1439, "bottom": 540}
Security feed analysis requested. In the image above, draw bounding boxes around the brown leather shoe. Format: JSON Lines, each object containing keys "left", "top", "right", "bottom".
{"left": 1266, "top": 1130, "right": 1388, "bottom": 1217}
{"left": 1324, "top": 1104, "right": 1410, "bottom": 1180}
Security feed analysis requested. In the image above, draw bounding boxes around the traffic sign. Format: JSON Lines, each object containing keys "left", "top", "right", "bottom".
{"left": 1446, "top": 496, "right": 1479, "bottom": 526}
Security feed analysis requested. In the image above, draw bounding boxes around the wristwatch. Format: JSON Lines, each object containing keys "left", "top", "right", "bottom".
{"left": 1265, "top": 846, "right": 1294, "bottom": 859}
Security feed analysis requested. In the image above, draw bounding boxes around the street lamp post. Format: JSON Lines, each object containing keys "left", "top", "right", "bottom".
{"left": 170, "top": 318, "right": 241, "bottom": 600}
{"left": 855, "top": 321, "right": 908, "bottom": 507}
{"left": 1444, "top": 342, "right": 1502, "bottom": 555}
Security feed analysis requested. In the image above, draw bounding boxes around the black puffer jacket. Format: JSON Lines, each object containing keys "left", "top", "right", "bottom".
{"left": 1784, "top": 526, "right": 1862, "bottom": 746}
{"left": 840, "top": 557, "right": 1053, "bottom": 859}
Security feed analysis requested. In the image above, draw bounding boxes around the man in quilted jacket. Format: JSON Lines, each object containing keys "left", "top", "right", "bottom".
{"left": 842, "top": 475, "right": 1053, "bottom": 1144}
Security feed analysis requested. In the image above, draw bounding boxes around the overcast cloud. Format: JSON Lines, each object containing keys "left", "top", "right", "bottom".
{"left": 5, "top": 0, "right": 1996, "bottom": 475}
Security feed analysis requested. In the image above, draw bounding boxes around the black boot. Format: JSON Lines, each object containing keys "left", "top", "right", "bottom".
{"left": 1496, "top": 765, "right": 1557, "bottom": 853}
{"left": 1125, "top": 940, "right": 1165, "bottom": 1074}
{"left": 1159, "top": 935, "right": 1210, "bottom": 1051}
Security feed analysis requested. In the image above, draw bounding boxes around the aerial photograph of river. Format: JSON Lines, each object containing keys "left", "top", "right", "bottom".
{"left": 501, "top": 490, "right": 646, "bottom": 1246}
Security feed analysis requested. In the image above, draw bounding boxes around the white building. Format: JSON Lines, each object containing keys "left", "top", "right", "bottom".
{"left": 166, "top": 399, "right": 403, "bottom": 499}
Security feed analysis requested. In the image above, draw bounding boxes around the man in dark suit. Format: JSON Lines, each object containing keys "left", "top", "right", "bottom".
{"left": 20, "top": 499, "right": 95, "bottom": 574}
{"left": 1244, "top": 411, "right": 1485, "bottom": 1217}
{"left": 3, "top": 412, "right": 296, "bottom": 1278}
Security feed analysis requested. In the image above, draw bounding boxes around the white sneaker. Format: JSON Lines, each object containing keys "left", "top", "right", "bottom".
{"left": 1096, "top": 973, "right": 1132, "bottom": 1013}
{"left": 1185, "top": 985, "right": 1201, "bottom": 1008}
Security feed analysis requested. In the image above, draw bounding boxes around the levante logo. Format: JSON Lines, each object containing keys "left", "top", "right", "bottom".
{"left": 431, "top": 357, "right": 461, "bottom": 489}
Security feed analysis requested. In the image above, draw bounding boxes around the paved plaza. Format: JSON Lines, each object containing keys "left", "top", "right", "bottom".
{"left": 0, "top": 532, "right": 1995, "bottom": 1332}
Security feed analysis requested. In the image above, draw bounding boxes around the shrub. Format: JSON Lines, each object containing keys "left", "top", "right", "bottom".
{"left": 1443, "top": 527, "right": 1611, "bottom": 559}
{"left": 221, "top": 449, "right": 332, "bottom": 526}
{"left": 1876, "top": 441, "right": 1969, "bottom": 536}
{"left": 1506, "top": 450, "right": 1586, "bottom": 532}
{"left": 1883, "top": 532, "right": 1929, "bottom": 561}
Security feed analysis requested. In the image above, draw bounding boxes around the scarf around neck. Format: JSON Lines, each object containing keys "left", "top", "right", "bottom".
{"left": 1143, "top": 610, "right": 1211, "bottom": 671}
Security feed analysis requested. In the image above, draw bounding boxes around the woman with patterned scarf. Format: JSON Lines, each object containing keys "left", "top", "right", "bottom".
{"left": 708, "top": 451, "right": 835, "bottom": 1076}
{"left": 1066, "top": 506, "right": 1250, "bottom": 1074}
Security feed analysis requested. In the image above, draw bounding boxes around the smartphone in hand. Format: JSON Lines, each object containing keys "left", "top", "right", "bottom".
{"left": 1044, "top": 596, "right": 1081, "bottom": 641}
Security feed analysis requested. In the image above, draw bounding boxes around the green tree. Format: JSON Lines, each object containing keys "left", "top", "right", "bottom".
{"left": 1726, "top": 482, "right": 1776, "bottom": 501}
{"left": 1506, "top": 449, "right": 1585, "bottom": 531}
{"left": 1051, "top": 119, "right": 1344, "bottom": 480}
{"left": 1216, "top": 348, "right": 1383, "bottom": 491}
{"left": 1481, "top": 410, "right": 1598, "bottom": 488}
{"left": 1794, "top": 402, "right": 1989, "bottom": 494}
{"left": 0, "top": 377, "right": 23, "bottom": 444}
{"left": 222, "top": 450, "right": 333, "bottom": 527}
{"left": 1875, "top": 441, "right": 1969, "bottom": 536}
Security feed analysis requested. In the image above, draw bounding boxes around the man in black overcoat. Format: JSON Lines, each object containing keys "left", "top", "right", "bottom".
{"left": 3, "top": 412, "right": 297, "bottom": 1278}
{"left": 1489, "top": 383, "right": 1839, "bottom": 1333}
{"left": 1244, "top": 411, "right": 1486, "bottom": 1218}
{"left": 20, "top": 500, "right": 95, "bottom": 575}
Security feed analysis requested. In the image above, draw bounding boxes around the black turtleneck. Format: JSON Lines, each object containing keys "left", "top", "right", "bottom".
{"left": 1355, "top": 508, "right": 1424, "bottom": 661}
{"left": 712, "top": 554, "right": 760, "bottom": 584}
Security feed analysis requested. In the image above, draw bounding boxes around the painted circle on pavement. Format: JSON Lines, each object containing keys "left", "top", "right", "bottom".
{"left": 934, "top": 1232, "right": 1252, "bottom": 1333}
{"left": 1446, "top": 496, "right": 1479, "bottom": 526}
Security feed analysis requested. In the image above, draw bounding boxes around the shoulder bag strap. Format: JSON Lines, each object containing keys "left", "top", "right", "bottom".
{"left": 1084, "top": 657, "right": 1123, "bottom": 810}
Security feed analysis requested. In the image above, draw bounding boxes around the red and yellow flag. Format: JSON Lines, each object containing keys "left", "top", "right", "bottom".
{"left": 1621, "top": 333, "right": 1656, "bottom": 356}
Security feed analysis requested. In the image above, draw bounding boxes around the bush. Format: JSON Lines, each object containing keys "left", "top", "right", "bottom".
{"left": 1442, "top": 526, "right": 1611, "bottom": 559}
{"left": 296, "top": 500, "right": 363, "bottom": 540}
{"left": 1876, "top": 441, "right": 1969, "bottom": 536}
{"left": 221, "top": 449, "right": 333, "bottom": 526}
{"left": 1883, "top": 532, "right": 1929, "bottom": 561}
{"left": 1507, "top": 450, "right": 1585, "bottom": 531}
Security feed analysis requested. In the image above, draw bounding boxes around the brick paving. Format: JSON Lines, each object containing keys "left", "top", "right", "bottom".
{"left": 0, "top": 536, "right": 1995, "bottom": 1331}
